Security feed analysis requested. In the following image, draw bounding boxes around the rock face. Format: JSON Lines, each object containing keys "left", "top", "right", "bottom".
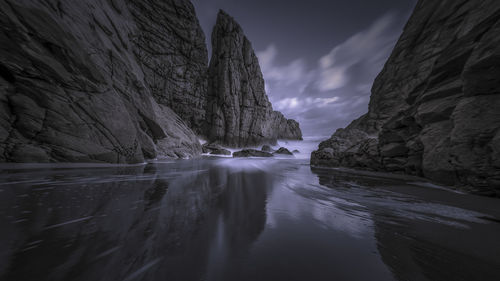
{"left": 0, "top": 1, "right": 301, "bottom": 163}
{"left": 206, "top": 11, "right": 302, "bottom": 147}
{"left": 312, "top": 0, "right": 500, "bottom": 195}
{"left": 127, "top": 0, "right": 208, "bottom": 134}
{"left": 0, "top": 0, "right": 205, "bottom": 163}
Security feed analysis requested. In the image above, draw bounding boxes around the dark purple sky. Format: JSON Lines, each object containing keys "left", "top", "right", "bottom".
{"left": 192, "top": 0, "right": 417, "bottom": 137}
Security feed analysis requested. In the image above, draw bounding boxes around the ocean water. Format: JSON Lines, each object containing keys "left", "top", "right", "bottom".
{"left": 1, "top": 151, "right": 499, "bottom": 281}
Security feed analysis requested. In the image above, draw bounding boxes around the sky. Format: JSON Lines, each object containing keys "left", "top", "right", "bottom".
{"left": 192, "top": 0, "right": 418, "bottom": 137}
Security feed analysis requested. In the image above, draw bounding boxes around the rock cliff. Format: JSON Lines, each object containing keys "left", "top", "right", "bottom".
{"left": 206, "top": 11, "right": 302, "bottom": 147}
{"left": 311, "top": 0, "right": 500, "bottom": 195}
{"left": 0, "top": 1, "right": 301, "bottom": 163}
{"left": 0, "top": 0, "right": 205, "bottom": 163}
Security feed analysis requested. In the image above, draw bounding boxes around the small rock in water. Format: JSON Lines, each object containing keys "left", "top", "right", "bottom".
{"left": 274, "top": 147, "right": 293, "bottom": 156}
{"left": 261, "top": 145, "right": 273, "bottom": 152}
{"left": 210, "top": 148, "right": 231, "bottom": 156}
{"left": 202, "top": 142, "right": 224, "bottom": 154}
{"left": 292, "top": 150, "right": 300, "bottom": 154}
{"left": 233, "top": 149, "right": 273, "bottom": 158}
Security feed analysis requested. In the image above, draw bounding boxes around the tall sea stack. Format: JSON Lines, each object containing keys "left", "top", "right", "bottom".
{"left": 311, "top": 0, "right": 500, "bottom": 195}
{"left": 206, "top": 10, "right": 302, "bottom": 147}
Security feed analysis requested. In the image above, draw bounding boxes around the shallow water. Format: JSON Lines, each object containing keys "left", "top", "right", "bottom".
{"left": 1, "top": 158, "right": 499, "bottom": 281}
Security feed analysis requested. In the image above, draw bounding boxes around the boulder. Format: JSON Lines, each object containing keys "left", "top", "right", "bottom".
{"left": 209, "top": 148, "right": 231, "bottom": 156}
{"left": 233, "top": 149, "right": 273, "bottom": 158}
{"left": 273, "top": 147, "right": 293, "bottom": 156}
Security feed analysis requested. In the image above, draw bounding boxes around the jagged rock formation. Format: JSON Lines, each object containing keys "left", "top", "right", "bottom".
{"left": 312, "top": 0, "right": 500, "bottom": 195}
{"left": 206, "top": 11, "right": 302, "bottom": 147}
{"left": 0, "top": 1, "right": 301, "bottom": 163}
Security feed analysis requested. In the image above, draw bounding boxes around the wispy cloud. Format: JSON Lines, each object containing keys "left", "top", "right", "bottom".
{"left": 316, "top": 13, "right": 398, "bottom": 92}
{"left": 257, "top": 13, "right": 404, "bottom": 135}
{"left": 257, "top": 45, "right": 314, "bottom": 98}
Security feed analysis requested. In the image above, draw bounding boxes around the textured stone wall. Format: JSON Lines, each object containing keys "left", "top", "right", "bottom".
{"left": 0, "top": 0, "right": 203, "bottom": 163}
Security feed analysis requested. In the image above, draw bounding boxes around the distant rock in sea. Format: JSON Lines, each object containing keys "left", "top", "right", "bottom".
{"left": 274, "top": 147, "right": 294, "bottom": 156}
{"left": 311, "top": 0, "right": 500, "bottom": 196}
{"left": 233, "top": 149, "right": 274, "bottom": 158}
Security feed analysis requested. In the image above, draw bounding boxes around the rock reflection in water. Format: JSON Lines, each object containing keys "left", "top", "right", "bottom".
{"left": 311, "top": 167, "right": 500, "bottom": 281}
{"left": 1, "top": 160, "right": 500, "bottom": 281}
{"left": 0, "top": 160, "right": 270, "bottom": 281}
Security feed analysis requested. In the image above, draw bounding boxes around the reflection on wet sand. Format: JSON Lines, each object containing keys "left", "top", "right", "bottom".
{"left": 0, "top": 159, "right": 499, "bottom": 281}
{"left": 0, "top": 160, "right": 270, "bottom": 281}
{"left": 311, "top": 167, "right": 500, "bottom": 281}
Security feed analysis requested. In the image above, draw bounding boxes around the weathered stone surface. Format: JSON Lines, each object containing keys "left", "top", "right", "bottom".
{"left": 202, "top": 142, "right": 231, "bottom": 156}
{"left": 210, "top": 148, "right": 231, "bottom": 156}
{"left": 0, "top": 0, "right": 203, "bottom": 163}
{"left": 206, "top": 10, "right": 302, "bottom": 147}
{"left": 233, "top": 149, "right": 273, "bottom": 158}
{"left": 127, "top": 0, "right": 208, "bottom": 134}
{"left": 312, "top": 0, "right": 500, "bottom": 195}
{"left": 274, "top": 147, "right": 293, "bottom": 156}
{"left": 202, "top": 142, "right": 222, "bottom": 153}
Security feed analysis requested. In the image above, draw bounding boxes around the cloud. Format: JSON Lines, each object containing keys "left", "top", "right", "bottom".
{"left": 316, "top": 13, "right": 398, "bottom": 92}
{"left": 257, "top": 45, "right": 313, "bottom": 97}
{"left": 274, "top": 96, "right": 340, "bottom": 112}
{"left": 256, "top": 13, "right": 404, "bottom": 136}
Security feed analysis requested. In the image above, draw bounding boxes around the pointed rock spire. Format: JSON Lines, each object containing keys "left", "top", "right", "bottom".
{"left": 206, "top": 10, "right": 302, "bottom": 147}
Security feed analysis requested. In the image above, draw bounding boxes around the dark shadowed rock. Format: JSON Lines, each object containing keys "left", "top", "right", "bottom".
{"left": 209, "top": 148, "right": 231, "bottom": 156}
{"left": 201, "top": 142, "right": 230, "bottom": 156}
{"left": 311, "top": 0, "right": 500, "bottom": 195}
{"left": 274, "top": 147, "right": 293, "bottom": 156}
{"left": 261, "top": 145, "right": 273, "bottom": 152}
{"left": 126, "top": 0, "right": 208, "bottom": 135}
{"left": 0, "top": 0, "right": 205, "bottom": 163}
{"left": 233, "top": 149, "right": 273, "bottom": 158}
{"left": 202, "top": 142, "right": 223, "bottom": 153}
{"left": 206, "top": 10, "right": 302, "bottom": 147}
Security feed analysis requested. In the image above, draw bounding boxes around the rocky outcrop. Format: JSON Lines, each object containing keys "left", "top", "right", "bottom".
{"left": 0, "top": 0, "right": 205, "bottom": 163}
{"left": 206, "top": 11, "right": 302, "bottom": 147}
{"left": 312, "top": 0, "right": 500, "bottom": 195}
{"left": 274, "top": 147, "right": 293, "bottom": 156}
{"left": 0, "top": 2, "right": 301, "bottom": 163}
{"left": 202, "top": 142, "right": 231, "bottom": 155}
{"left": 233, "top": 149, "right": 273, "bottom": 158}
{"left": 270, "top": 111, "right": 303, "bottom": 141}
